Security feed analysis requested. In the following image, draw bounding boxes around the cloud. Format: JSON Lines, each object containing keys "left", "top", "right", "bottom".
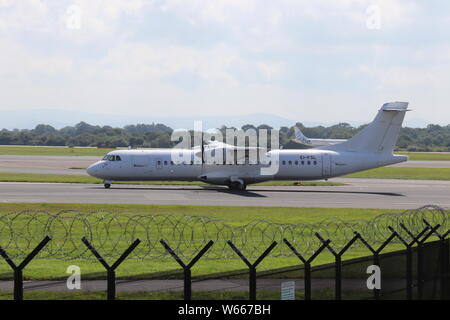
{"left": 0, "top": 0, "right": 449, "bottom": 126}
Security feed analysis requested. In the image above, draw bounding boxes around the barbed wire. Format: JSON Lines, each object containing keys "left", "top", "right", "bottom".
{"left": 0, "top": 205, "right": 448, "bottom": 261}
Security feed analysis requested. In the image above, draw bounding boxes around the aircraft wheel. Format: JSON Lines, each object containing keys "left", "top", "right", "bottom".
{"left": 104, "top": 183, "right": 111, "bottom": 189}
{"left": 229, "top": 182, "right": 246, "bottom": 191}
{"left": 238, "top": 183, "right": 247, "bottom": 191}
{"left": 228, "top": 182, "right": 238, "bottom": 190}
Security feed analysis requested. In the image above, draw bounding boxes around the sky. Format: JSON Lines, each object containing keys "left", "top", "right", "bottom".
{"left": 0, "top": 0, "right": 449, "bottom": 127}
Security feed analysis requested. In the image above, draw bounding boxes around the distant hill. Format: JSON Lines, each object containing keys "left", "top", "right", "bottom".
{"left": 0, "top": 109, "right": 322, "bottom": 130}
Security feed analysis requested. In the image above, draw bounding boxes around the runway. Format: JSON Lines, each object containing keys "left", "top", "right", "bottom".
{"left": 0, "top": 178, "right": 449, "bottom": 209}
{"left": 0, "top": 155, "right": 97, "bottom": 175}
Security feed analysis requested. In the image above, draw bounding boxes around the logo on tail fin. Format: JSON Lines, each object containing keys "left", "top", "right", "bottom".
{"left": 294, "top": 127, "right": 312, "bottom": 145}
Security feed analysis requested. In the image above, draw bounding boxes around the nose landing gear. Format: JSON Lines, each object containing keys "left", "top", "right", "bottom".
{"left": 103, "top": 180, "right": 112, "bottom": 189}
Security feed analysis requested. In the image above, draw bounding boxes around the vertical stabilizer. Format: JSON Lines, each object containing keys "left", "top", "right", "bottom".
{"left": 294, "top": 127, "right": 311, "bottom": 145}
{"left": 324, "top": 102, "right": 409, "bottom": 154}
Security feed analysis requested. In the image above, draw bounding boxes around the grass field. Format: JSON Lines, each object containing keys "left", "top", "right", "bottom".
{"left": 0, "top": 172, "right": 343, "bottom": 186}
{"left": 0, "top": 289, "right": 346, "bottom": 300}
{"left": 345, "top": 167, "right": 450, "bottom": 180}
{"left": 0, "top": 146, "right": 115, "bottom": 156}
{"left": 397, "top": 152, "right": 450, "bottom": 161}
{"left": 0, "top": 203, "right": 403, "bottom": 281}
{"left": 1, "top": 146, "right": 450, "bottom": 161}
{"left": 0, "top": 288, "right": 380, "bottom": 300}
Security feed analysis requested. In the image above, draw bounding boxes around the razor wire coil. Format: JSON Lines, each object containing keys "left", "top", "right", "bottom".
{"left": 0, "top": 205, "right": 448, "bottom": 261}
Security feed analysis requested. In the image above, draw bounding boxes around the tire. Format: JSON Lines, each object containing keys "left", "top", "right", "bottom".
{"left": 104, "top": 184, "right": 111, "bottom": 189}
{"left": 228, "top": 182, "right": 246, "bottom": 191}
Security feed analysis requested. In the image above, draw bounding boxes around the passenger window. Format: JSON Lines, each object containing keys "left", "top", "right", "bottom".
{"left": 307, "top": 161, "right": 311, "bottom": 165}
{"left": 288, "top": 160, "right": 292, "bottom": 165}
{"left": 170, "top": 161, "right": 174, "bottom": 165}
{"left": 164, "top": 161, "right": 168, "bottom": 165}
{"left": 157, "top": 160, "right": 161, "bottom": 165}
{"left": 116, "top": 156, "right": 121, "bottom": 161}
{"left": 301, "top": 161, "right": 304, "bottom": 165}
{"left": 295, "top": 161, "right": 298, "bottom": 165}
{"left": 282, "top": 161, "right": 286, "bottom": 165}
{"left": 313, "top": 161, "right": 317, "bottom": 165}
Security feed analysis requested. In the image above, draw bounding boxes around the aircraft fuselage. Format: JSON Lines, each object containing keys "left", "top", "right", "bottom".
{"left": 87, "top": 148, "right": 407, "bottom": 186}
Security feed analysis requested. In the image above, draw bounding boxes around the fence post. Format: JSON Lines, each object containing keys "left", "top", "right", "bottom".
{"left": 283, "top": 238, "right": 330, "bottom": 300}
{"left": 0, "top": 236, "right": 51, "bottom": 300}
{"left": 441, "top": 231, "right": 450, "bottom": 299}
{"left": 399, "top": 223, "right": 441, "bottom": 300}
{"left": 357, "top": 230, "right": 400, "bottom": 300}
{"left": 388, "top": 226, "right": 413, "bottom": 300}
{"left": 160, "top": 240, "right": 214, "bottom": 300}
{"left": 227, "top": 241, "right": 277, "bottom": 300}
{"left": 396, "top": 223, "right": 434, "bottom": 299}
{"left": 82, "top": 237, "right": 141, "bottom": 300}
{"left": 316, "top": 232, "right": 359, "bottom": 300}
{"left": 422, "top": 219, "right": 450, "bottom": 300}
{"left": 441, "top": 237, "right": 450, "bottom": 299}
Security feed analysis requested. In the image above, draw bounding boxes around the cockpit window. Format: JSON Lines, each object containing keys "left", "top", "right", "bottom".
{"left": 103, "top": 154, "right": 122, "bottom": 161}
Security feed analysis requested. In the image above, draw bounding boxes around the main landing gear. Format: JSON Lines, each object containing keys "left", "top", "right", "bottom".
{"left": 228, "top": 181, "right": 247, "bottom": 191}
{"left": 103, "top": 180, "right": 112, "bottom": 189}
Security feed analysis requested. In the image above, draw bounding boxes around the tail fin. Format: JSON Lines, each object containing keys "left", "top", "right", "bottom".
{"left": 294, "top": 127, "right": 311, "bottom": 144}
{"left": 325, "top": 102, "right": 409, "bottom": 154}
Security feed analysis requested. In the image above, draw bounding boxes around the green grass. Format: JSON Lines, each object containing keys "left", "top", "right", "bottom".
{"left": 0, "top": 203, "right": 400, "bottom": 280}
{"left": 1, "top": 288, "right": 374, "bottom": 300}
{"left": 0, "top": 172, "right": 343, "bottom": 186}
{"left": 397, "top": 152, "right": 450, "bottom": 161}
{"left": 0, "top": 203, "right": 389, "bottom": 226}
{"left": 0, "top": 288, "right": 350, "bottom": 300}
{"left": 0, "top": 146, "right": 115, "bottom": 156}
{"left": 344, "top": 167, "right": 450, "bottom": 180}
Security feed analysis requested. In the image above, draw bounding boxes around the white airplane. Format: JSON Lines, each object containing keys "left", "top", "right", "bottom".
{"left": 293, "top": 127, "right": 347, "bottom": 147}
{"left": 87, "top": 102, "right": 410, "bottom": 190}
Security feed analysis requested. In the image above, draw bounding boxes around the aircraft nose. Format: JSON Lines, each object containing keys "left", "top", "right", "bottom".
{"left": 86, "top": 162, "right": 100, "bottom": 177}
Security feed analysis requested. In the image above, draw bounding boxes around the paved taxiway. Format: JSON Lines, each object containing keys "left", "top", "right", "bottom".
{"left": 0, "top": 278, "right": 372, "bottom": 293}
{"left": 0, "top": 178, "right": 448, "bottom": 209}
{"left": 0, "top": 155, "right": 97, "bottom": 175}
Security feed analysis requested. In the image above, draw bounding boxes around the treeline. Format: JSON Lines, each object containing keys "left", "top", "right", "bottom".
{"left": 0, "top": 121, "right": 449, "bottom": 151}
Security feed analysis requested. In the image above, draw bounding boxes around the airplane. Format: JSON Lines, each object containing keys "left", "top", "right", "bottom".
{"left": 293, "top": 127, "right": 347, "bottom": 147}
{"left": 87, "top": 102, "right": 410, "bottom": 190}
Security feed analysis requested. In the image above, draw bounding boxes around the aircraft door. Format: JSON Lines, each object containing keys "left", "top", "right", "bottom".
{"left": 322, "top": 153, "right": 332, "bottom": 178}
